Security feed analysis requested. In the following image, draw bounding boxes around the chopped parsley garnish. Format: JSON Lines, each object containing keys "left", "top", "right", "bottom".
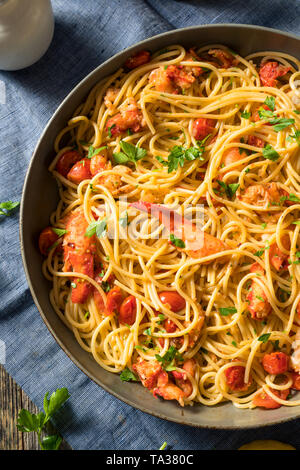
{"left": 170, "top": 233, "right": 185, "bottom": 248}
{"left": 288, "top": 130, "right": 300, "bottom": 147}
{"left": 119, "top": 211, "right": 129, "bottom": 228}
{"left": 101, "top": 281, "right": 111, "bottom": 293}
{"left": 120, "top": 367, "right": 138, "bottom": 382}
{"left": 241, "top": 111, "right": 251, "bottom": 119}
{"left": 216, "top": 180, "right": 239, "bottom": 199}
{"left": 264, "top": 96, "right": 275, "bottom": 111}
{"left": 157, "top": 135, "right": 210, "bottom": 173}
{"left": 231, "top": 341, "right": 237, "bottom": 347}
{"left": 52, "top": 228, "right": 67, "bottom": 237}
{"left": 258, "top": 333, "right": 271, "bottom": 343}
{"left": 255, "top": 295, "right": 265, "bottom": 302}
{"left": 85, "top": 218, "right": 107, "bottom": 238}
{"left": 258, "top": 98, "right": 294, "bottom": 131}
{"left": 155, "top": 346, "right": 183, "bottom": 371}
{"left": 158, "top": 145, "right": 204, "bottom": 173}
{"left": 108, "top": 124, "right": 116, "bottom": 138}
{"left": 219, "top": 307, "right": 237, "bottom": 316}
{"left": 262, "top": 144, "right": 280, "bottom": 161}
{"left": 143, "top": 327, "right": 152, "bottom": 336}
{"left": 87, "top": 145, "right": 107, "bottom": 159}
{"left": 0, "top": 201, "right": 20, "bottom": 217}
{"left": 268, "top": 118, "right": 295, "bottom": 132}
{"left": 293, "top": 221, "right": 300, "bottom": 225}
{"left": 280, "top": 193, "right": 300, "bottom": 203}
{"left": 113, "top": 140, "right": 147, "bottom": 165}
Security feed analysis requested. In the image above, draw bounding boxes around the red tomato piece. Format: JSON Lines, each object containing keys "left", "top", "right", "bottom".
{"left": 124, "top": 50, "right": 151, "bottom": 70}
{"left": 106, "top": 286, "right": 123, "bottom": 314}
{"left": 56, "top": 150, "right": 81, "bottom": 177}
{"left": 67, "top": 158, "right": 91, "bottom": 183}
{"left": 225, "top": 365, "right": 252, "bottom": 392}
{"left": 192, "top": 118, "right": 215, "bottom": 141}
{"left": 38, "top": 227, "right": 59, "bottom": 256}
{"left": 253, "top": 387, "right": 290, "bottom": 409}
{"left": 164, "top": 318, "right": 177, "bottom": 333}
{"left": 119, "top": 295, "right": 137, "bottom": 325}
{"left": 158, "top": 291, "right": 186, "bottom": 312}
{"left": 262, "top": 352, "right": 289, "bottom": 375}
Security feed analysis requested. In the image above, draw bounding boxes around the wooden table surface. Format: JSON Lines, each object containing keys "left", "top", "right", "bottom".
{"left": 0, "top": 365, "right": 71, "bottom": 450}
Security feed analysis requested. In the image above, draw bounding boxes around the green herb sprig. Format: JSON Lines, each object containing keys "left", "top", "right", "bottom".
{"left": 0, "top": 201, "right": 20, "bottom": 217}
{"left": 113, "top": 140, "right": 147, "bottom": 165}
{"left": 17, "top": 388, "right": 70, "bottom": 450}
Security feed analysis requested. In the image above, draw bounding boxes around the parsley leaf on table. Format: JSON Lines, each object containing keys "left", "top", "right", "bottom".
{"left": 17, "top": 388, "right": 70, "bottom": 450}
{"left": 0, "top": 201, "right": 20, "bottom": 217}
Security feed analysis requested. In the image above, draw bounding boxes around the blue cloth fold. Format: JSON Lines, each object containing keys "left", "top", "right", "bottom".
{"left": 1, "top": 0, "right": 300, "bottom": 450}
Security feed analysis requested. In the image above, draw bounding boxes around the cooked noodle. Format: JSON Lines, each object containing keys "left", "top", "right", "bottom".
{"left": 41, "top": 44, "right": 300, "bottom": 409}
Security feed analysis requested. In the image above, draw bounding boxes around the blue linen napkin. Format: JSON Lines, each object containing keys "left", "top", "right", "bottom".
{"left": 1, "top": 0, "right": 300, "bottom": 450}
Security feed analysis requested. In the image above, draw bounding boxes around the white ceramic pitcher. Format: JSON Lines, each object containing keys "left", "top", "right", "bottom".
{"left": 0, "top": 0, "right": 54, "bottom": 70}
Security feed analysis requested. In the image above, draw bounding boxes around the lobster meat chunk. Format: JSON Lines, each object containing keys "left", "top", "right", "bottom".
{"left": 130, "top": 201, "right": 227, "bottom": 261}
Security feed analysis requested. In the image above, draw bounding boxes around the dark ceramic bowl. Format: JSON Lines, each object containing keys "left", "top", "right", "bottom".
{"left": 20, "top": 24, "right": 300, "bottom": 428}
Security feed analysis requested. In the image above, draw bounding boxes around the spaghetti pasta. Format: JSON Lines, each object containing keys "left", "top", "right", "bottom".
{"left": 39, "top": 44, "right": 300, "bottom": 410}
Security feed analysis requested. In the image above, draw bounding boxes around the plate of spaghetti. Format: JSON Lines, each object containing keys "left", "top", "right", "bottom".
{"left": 21, "top": 24, "right": 300, "bottom": 428}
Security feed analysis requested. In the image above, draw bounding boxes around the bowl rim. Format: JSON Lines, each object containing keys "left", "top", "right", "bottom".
{"left": 20, "top": 23, "right": 300, "bottom": 429}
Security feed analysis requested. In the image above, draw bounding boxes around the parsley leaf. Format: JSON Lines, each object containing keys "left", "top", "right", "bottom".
{"left": 52, "top": 228, "right": 67, "bottom": 237}
{"left": 170, "top": 233, "right": 185, "bottom": 248}
{"left": 258, "top": 107, "right": 274, "bottom": 119}
{"left": 120, "top": 367, "right": 138, "bottom": 382}
{"left": 258, "top": 333, "right": 271, "bottom": 343}
{"left": 87, "top": 145, "right": 107, "bottom": 159}
{"left": 17, "top": 388, "right": 70, "bottom": 450}
{"left": 108, "top": 124, "right": 116, "bottom": 138}
{"left": 262, "top": 144, "right": 280, "bottom": 161}
{"left": 0, "top": 201, "right": 20, "bottom": 217}
{"left": 160, "top": 137, "right": 209, "bottom": 173}
{"left": 41, "top": 435, "right": 62, "bottom": 451}
{"left": 113, "top": 140, "right": 147, "bottom": 165}
{"left": 264, "top": 96, "right": 275, "bottom": 111}
{"left": 217, "top": 180, "right": 239, "bottom": 199}
{"left": 241, "top": 111, "right": 251, "bottom": 119}
{"left": 155, "top": 346, "right": 183, "bottom": 370}
{"left": 289, "top": 130, "right": 300, "bottom": 147}
{"left": 268, "top": 118, "right": 295, "bottom": 132}
{"left": 85, "top": 218, "right": 107, "bottom": 238}
{"left": 219, "top": 307, "right": 237, "bottom": 316}
{"left": 43, "top": 388, "right": 70, "bottom": 420}
{"left": 119, "top": 211, "right": 129, "bottom": 228}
